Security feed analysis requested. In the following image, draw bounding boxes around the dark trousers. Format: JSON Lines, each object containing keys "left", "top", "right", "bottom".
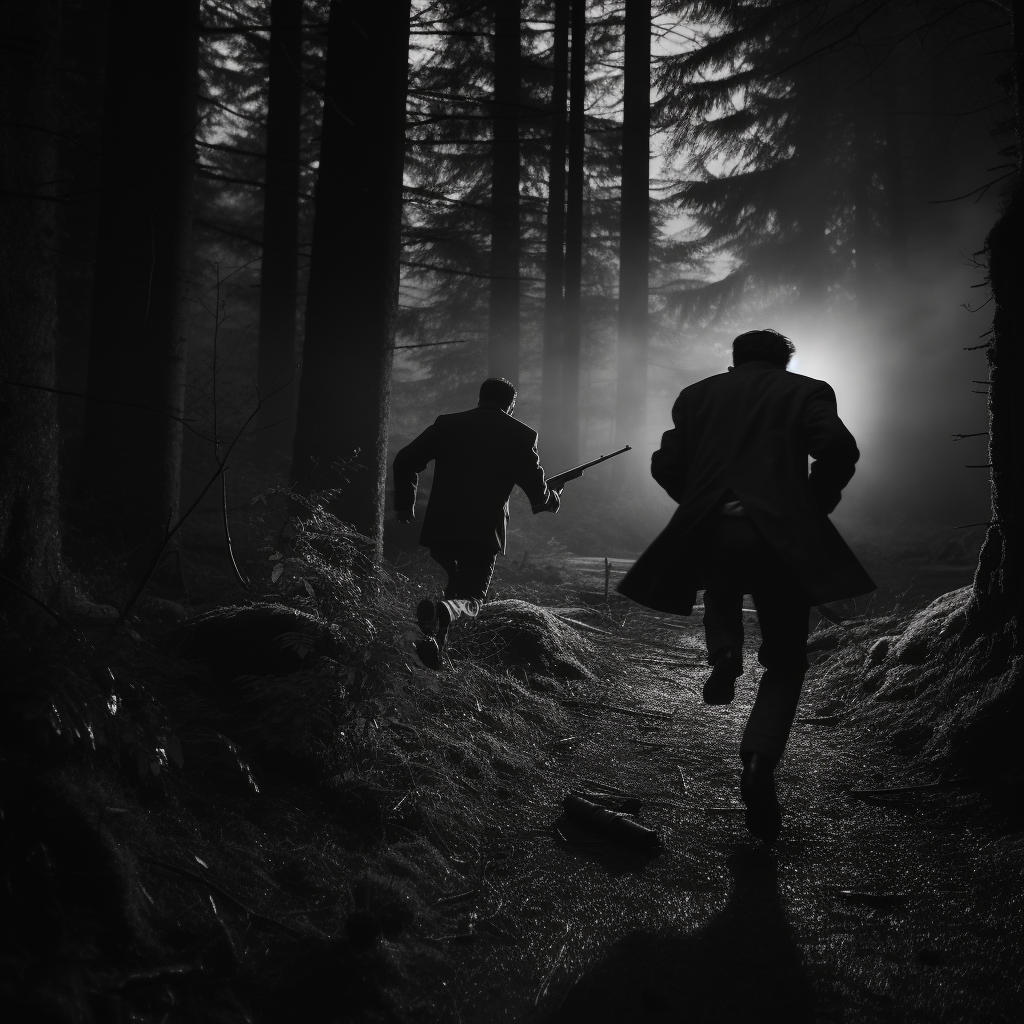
{"left": 428, "top": 545, "right": 497, "bottom": 638}
{"left": 698, "top": 518, "right": 811, "bottom": 760}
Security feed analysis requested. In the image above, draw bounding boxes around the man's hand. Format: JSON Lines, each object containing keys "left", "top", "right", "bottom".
{"left": 396, "top": 510, "right": 415, "bottom": 524}
{"left": 549, "top": 468, "right": 583, "bottom": 494}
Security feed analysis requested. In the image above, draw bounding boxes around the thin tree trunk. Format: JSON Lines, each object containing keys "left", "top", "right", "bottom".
{"left": 883, "top": 62, "right": 907, "bottom": 273}
{"left": 541, "top": 0, "right": 569, "bottom": 464}
{"left": 290, "top": 0, "right": 411, "bottom": 557}
{"left": 81, "top": 0, "right": 199, "bottom": 566}
{"left": 0, "top": 0, "right": 63, "bottom": 613}
{"left": 852, "top": 100, "right": 875, "bottom": 303}
{"left": 488, "top": 0, "right": 521, "bottom": 383}
{"left": 794, "top": 65, "right": 829, "bottom": 305}
{"left": 614, "top": 0, "right": 650, "bottom": 479}
{"left": 256, "top": 0, "right": 304, "bottom": 460}
{"left": 562, "top": 0, "right": 586, "bottom": 465}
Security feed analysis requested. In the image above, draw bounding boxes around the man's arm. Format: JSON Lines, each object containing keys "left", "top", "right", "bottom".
{"left": 392, "top": 421, "right": 441, "bottom": 520}
{"left": 650, "top": 391, "right": 690, "bottom": 502}
{"left": 515, "top": 434, "right": 560, "bottom": 514}
{"left": 803, "top": 383, "right": 859, "bottom": 514}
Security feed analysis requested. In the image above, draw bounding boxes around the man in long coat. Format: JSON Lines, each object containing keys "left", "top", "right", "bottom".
{"left": 618, "top": 329, "right": 874, "bottom": 840}
{"left": 393, "top": 377, "right": 562, "bottom": 667}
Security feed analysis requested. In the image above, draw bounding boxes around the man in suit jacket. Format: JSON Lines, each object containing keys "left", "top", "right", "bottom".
{"left": 393, "top": 377, "right": 562, "bottom": 667}
{"left": 618, "top": 329, "right": 875, "bottom": 840}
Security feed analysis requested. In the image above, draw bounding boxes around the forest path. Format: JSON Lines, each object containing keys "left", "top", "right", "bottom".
{"left": 443, "top": 591, "right": 1023, "bottom": 1024}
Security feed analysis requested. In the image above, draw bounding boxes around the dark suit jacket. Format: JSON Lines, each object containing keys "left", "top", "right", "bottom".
{"left": 618, "top": 360, "right": 875, "bottom": 613}
{"left": 393, "top": 406, "right": 557, "bottom": 555}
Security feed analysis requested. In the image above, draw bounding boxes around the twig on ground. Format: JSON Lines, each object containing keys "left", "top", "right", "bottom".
{"left": 555, "top": 614, "right": 613, "bottom": 636}
{"left": 140, "top": 854, "right": 303, "bottom": 936}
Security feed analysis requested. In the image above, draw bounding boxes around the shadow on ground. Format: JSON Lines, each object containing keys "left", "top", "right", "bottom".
{"left": 546, "top": 849, "right": 815, "bottom": 1024}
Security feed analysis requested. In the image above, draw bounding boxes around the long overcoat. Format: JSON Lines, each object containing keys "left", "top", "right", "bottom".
{"left": 618, "top": 360, "right": 875, "bottom": 613}
{"left": 393, "top": 406, "right": 556, "bottom": 555}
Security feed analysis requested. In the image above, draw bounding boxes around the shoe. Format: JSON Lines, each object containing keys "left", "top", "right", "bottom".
{"left": 414, "top": 637, "right": 443, "bottom": 670}
{"left": 416, "top": 598, "right": 438, "bottom": 635}
{"left": 703, "top": 649, "right": 741, "bottom": 705}
{"left": 740, "top": 751, "right": 782, "bottom": 843}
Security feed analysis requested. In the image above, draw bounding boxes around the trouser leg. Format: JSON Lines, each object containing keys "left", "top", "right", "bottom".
{"left": 702, "top": 589, "right": 745, "bottom": 666}
{"left": 429, "top": 547, "right": 496, "bottom": 645}
{"left": 740, "top": 589, "right": 811, "bottom": 759}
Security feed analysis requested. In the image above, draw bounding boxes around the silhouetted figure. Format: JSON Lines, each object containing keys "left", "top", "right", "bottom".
{"left": 619, "top": 330, "right": 874, "bottom": 840}
{"left": 393, "top": 377, "right": 561, "bottom": 668}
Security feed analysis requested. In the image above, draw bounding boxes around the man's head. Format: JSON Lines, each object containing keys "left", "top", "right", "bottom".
{"left": 479, "top": 377, "right": 517, "bottom": 413}
{"left": 732, "top": 329, "right": 795, "bottom": 369}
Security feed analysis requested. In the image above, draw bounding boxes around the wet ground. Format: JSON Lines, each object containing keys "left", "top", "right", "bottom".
{"left": 430, "top": 560, "right": 1023, "bottom": 1023}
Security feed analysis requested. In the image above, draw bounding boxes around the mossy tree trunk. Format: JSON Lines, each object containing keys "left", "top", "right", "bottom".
{"left": 0, "top": 0, "right": 64, "bottom": 615}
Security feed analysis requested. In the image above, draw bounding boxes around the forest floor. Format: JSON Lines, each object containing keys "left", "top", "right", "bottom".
{"left": 436, "top": 559, "right": 1024, "bottom": 1024}
{"left": 4, "top": 544, "right": 1022, "bottom": 1023}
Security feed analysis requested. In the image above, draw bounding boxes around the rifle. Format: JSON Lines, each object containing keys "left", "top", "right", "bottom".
{"left": 547, "top": 445, "right": 632, "bottom": 491}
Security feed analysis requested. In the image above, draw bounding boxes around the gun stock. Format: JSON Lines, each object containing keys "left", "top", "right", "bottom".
{"left": 547, "top": 445, "right": 632, "bottom": 490}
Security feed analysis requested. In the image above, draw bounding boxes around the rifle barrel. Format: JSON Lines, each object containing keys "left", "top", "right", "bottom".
{"left": 549, "top": 445, "right": 631, "bottom": 481}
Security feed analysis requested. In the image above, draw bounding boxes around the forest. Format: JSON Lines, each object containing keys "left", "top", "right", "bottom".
{"left": 1, "top": 0, "right": 1022, "bottom": 1022}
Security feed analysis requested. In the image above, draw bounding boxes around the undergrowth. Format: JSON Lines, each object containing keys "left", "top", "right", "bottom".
{"left": 1, "top": 488, "right": 601, "bottom": 1024}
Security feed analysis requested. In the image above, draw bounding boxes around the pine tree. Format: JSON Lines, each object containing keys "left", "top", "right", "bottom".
{"left": 80, "top": 0, "right": 200, "bottom": 567}
{"left": 255, "top": 0, "right": 305, "bottom": 457}
{"left": 614, "top": 0, "right": 650, "bottom": 477}
{"left": 290, "top": 0, "right": 412, "bottom": 556}
{"left": 0, "top": 0, "right": 64, "bottom": 612}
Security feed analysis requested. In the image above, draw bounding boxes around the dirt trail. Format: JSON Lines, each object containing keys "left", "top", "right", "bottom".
{"left": 436, "top": 592, "right": 1023, "bottom": 1024}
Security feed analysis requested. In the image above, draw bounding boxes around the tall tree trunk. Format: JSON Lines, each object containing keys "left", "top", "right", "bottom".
{"left": 975, "top": 0, "right": 1024, "bottom": 629}
{"left": 541, "top": 0, "right": 569, "bottom": 465}
{"left": 55, "top": 0, "right": 108, "bottom": 485}
{"left": 81, "top": 0, "right": 199, "bottom": 566}
{"left": 614, "top": 0, "right": 650, "bottom": 480}
{"left": 488, "top": 0, "right": 521, "bottom": 383}
{"left": 935, "top": 0, "right": 1024, "bottom": 763}
{"left": 256, "top": 0, "right": 304, "bottom": 461}
{"left": 562, "top": 0, "right": 586, "bottom": 465}
{"left": 0, "top": 0, "right": 63, "bottom": 614}
{"left": 290, "top": 0, "right": 411, "bottom": 557}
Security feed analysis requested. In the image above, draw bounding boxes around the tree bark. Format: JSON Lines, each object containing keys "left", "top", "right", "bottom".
{"left": 290, "top": 0, "right": 411, "bottom": 557}
{"left": 541, "top": 0, "right": 569, "bottom": 465}
{"left": 488, "top": 0, "right": 522, "bottom": 383}
{"left": 0, "top": 0, "right": 64, "bottom": 613}
{"left": 562, "top": 0, "right": 587, "bottom": 465}
{"left": 974, "top": 0, "right": 1024, "bottom": 629}
{"left": 256, "top": 0, "right": 304, "bottom": 460}
{"left": 614, "top": 0, "right": 650, "bottom": 479}
{"left": 80, "top": 0, "right": 199, "bottom": 565}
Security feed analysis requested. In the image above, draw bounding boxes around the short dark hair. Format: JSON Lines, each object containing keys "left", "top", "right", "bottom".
{"left": 479, "top": 377, "right": 517, "bottom": 409}
{"left": 732, "top": 329, "right": 795, "bottom": 368}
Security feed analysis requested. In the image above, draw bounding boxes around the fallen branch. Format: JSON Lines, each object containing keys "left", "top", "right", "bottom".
{"left": 554, "top": 614, "right": 614, "bottom": 636}
{"left": 848, "top": 778, "right": 982, "bottom": 798}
